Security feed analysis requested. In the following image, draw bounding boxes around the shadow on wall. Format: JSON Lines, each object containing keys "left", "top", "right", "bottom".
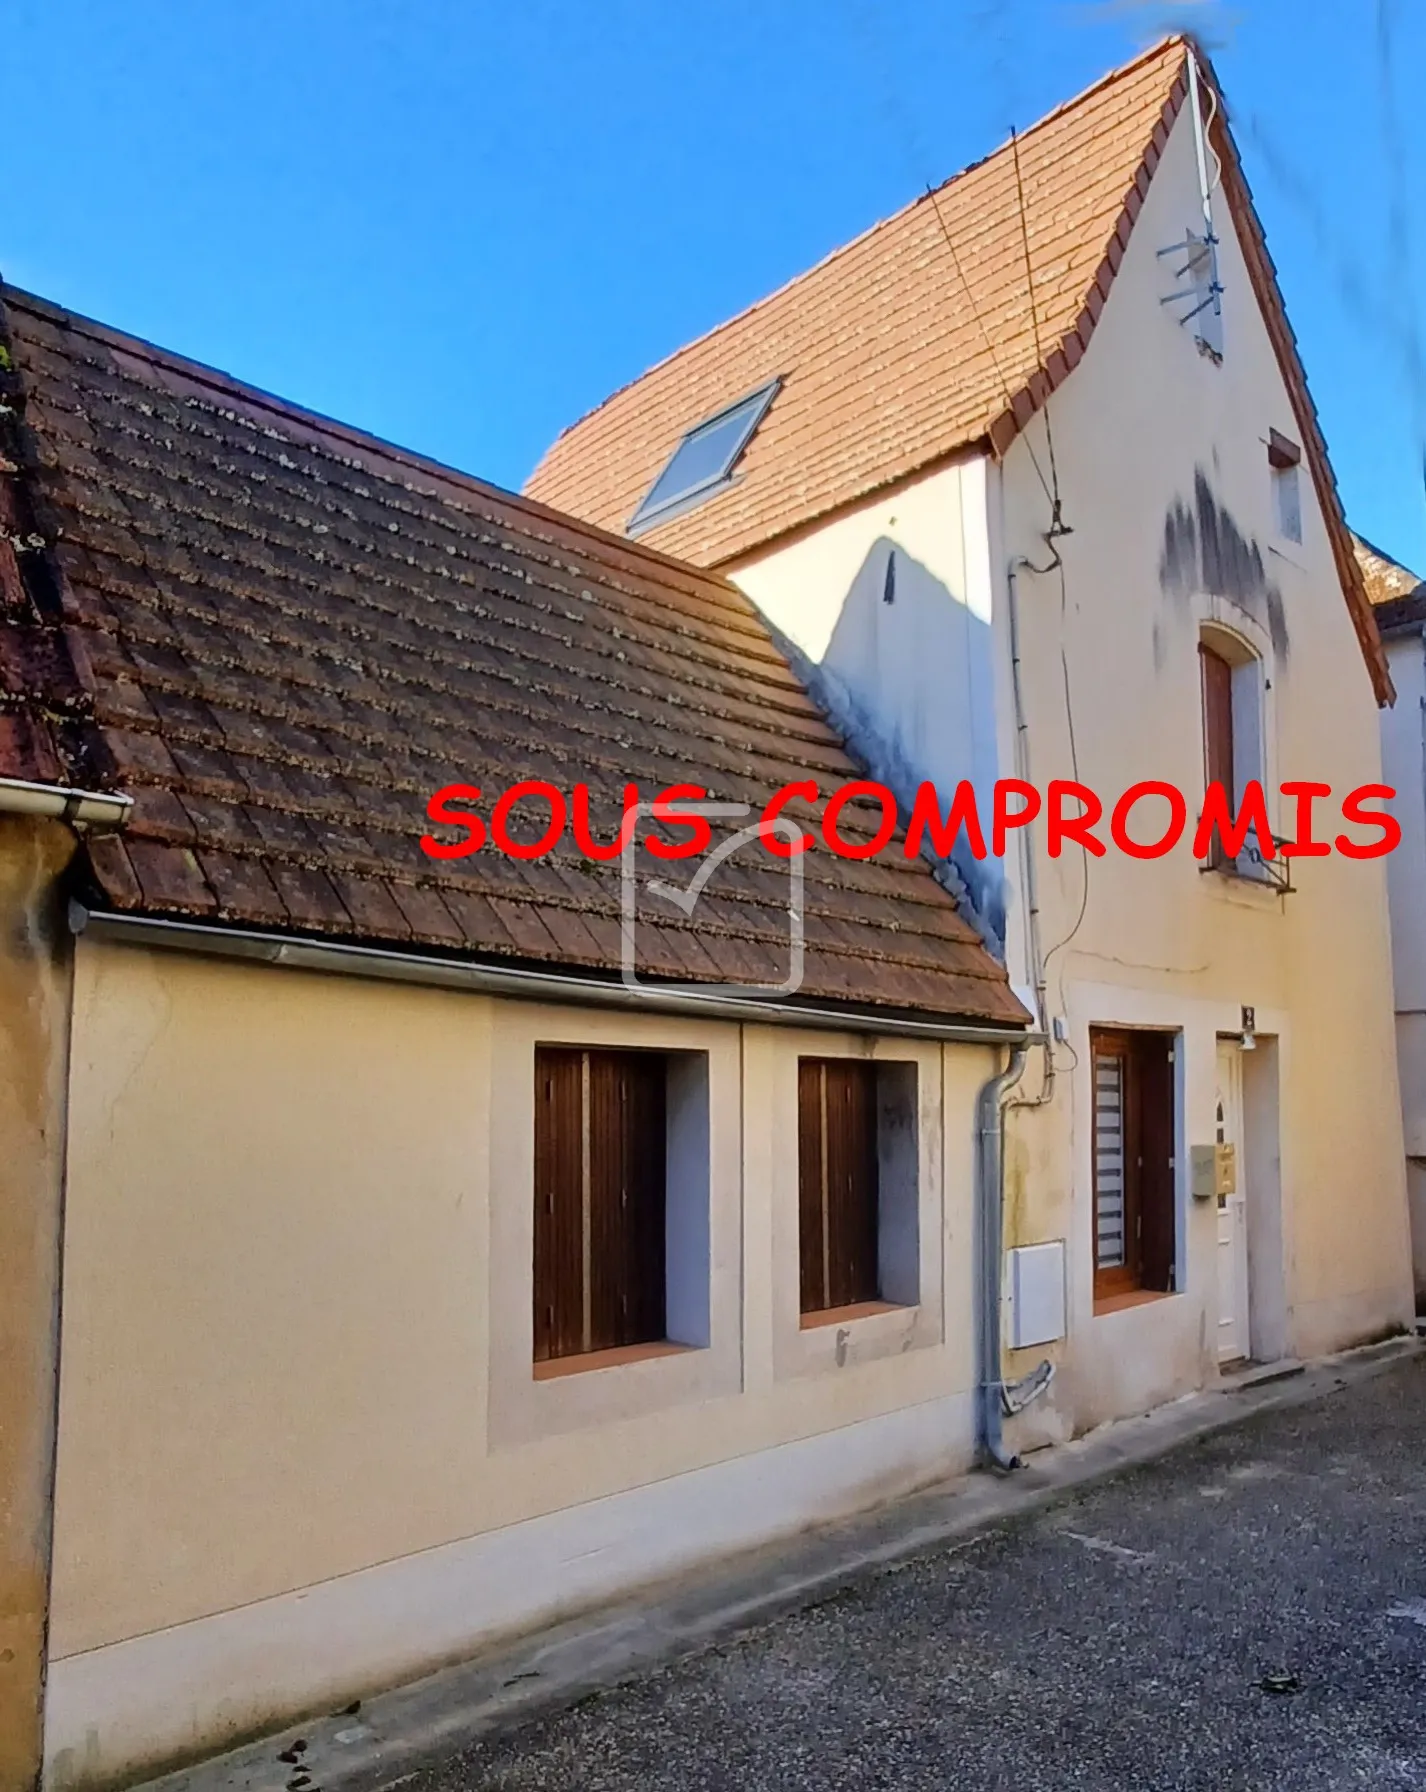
{"left": 1158, "top": 468, "right": 1289, "bottom": 664}
{"left": 812, "top": 536, "right": 1007, "bottom": 948}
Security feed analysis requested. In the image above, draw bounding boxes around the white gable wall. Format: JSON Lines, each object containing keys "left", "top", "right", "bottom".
{"left": 994, "top": 83, "right": 1411, "bottom": 1433}
{"left": 728, "top": 84, "right": 1412, "bottom": 1443}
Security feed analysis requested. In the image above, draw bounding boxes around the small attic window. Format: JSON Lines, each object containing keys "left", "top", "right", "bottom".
{"left": 1268, "top": 429, "right": 1302, "bottom": 545}
{"left": 627, "top": 379, "right": 780, "bottom": 535}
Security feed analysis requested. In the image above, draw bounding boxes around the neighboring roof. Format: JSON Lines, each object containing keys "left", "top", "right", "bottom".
{"left": 526, "top": 37, "right": 1392, "bottom": 707}
{"left": 0, "top": 285, "right": 1026, "bottom": 1027}
{"left": 1354, "top": 532, "right": 1426, "bottom": 635}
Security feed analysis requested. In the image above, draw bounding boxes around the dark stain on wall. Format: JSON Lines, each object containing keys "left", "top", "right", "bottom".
{"left": 1159, "top": 468, "right": 1287, "bottom": 659}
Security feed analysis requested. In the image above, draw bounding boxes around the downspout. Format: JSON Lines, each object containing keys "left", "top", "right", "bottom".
{"left": 976, "top": 1044, "right": 1027, "bottom": 1470}
{"left": 973, "top": 553, "right": 1064, "bottom": 1471}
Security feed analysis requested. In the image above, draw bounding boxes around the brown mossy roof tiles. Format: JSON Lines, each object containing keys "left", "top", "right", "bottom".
{"left": 0, "top": 284, "right": 1025, "bottom": 1026}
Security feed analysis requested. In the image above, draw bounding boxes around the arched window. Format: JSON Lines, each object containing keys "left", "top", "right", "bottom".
{"left": 1198, "top": 624, "right": 1269, "bottom": 876}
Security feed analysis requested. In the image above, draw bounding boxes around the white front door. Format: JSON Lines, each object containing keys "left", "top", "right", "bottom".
{"left": 1214, "top": 1038, "right": 1250, "bottom": 1363}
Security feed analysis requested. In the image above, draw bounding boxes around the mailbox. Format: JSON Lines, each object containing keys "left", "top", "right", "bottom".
{"left": 1216, "top": 1141, "right": 1237, "bottom": 1195}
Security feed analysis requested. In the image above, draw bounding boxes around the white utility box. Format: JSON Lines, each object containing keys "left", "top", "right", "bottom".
{"left": 1007, "top": 1241, "right": 1067, "bottom": 1349}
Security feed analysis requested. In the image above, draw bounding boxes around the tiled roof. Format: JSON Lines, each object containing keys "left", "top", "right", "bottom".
{"left": 1354, "top": 532, "right": 1426, "bottom": 635}
{"left": 1354, "top": 532, "right": 1423, "bottom": 606}
{"left": 526, "top": 37, "right": 1392, "bottom": 706}
{"left": 0, "top": 286, "right": 1026, "bottom": 1027}
{"left": 526, "top": 38, "right": 1193, "bottom": 563}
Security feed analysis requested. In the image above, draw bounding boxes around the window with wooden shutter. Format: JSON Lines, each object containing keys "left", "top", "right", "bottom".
{"left": 798, "top": 1058, "right": 880, "bottom": 1316}
{"left": 1200, "top": 639, "right": 1235, "bottom": 869}
{"left": 1091, "top": 1028, "right": 1176, "bottom": 1304}
{"left": 533, "top": 1047, "right": 666, "bottom": 1363}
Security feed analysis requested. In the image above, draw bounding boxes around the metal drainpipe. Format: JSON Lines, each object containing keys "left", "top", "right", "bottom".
{"left": 976, "top": 1044, "right": 1028, "bottom": 1472}
{"left": 1005, "top": 561, "right": 1051, "bottom": 1061}
{"left": 988, "top": 564, "right": 1063, "bottom": 1458}
{"left": 0, "top": 776, "right": 131, "bottom": 829}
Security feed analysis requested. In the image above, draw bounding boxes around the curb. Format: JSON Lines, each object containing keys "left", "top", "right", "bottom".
{"left": 137, "top": 1335, "right": 1421, "bottom": 1792}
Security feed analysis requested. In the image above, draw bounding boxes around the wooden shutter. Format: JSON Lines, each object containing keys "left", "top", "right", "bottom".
{"left": 533, "top": 1047, "right": 584, "bottom": 1362}
{"left": 1136, "top": 1033, "right": 1176, "bottom": 1294}
{"left": 587, "top": 1050, "right": 666, "bottom": 1353}
{"left": 1091, "top": 1028, "right": 1176, "bottom": 1301}
{"left": 797, "top": 1061, "right": 826, "bottom": 1313}
{"left": 798, "top": 1059, "right": 879, "bottom": 1315}
{"left": 534, "top": 1047, "right": 666, "bottom": 1362}
{"left": 1200, "top": 641, "right": 1235, "bottom": 866}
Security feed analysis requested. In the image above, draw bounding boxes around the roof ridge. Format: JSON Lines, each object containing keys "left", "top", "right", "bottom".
{"left": 527, "top": 34, "right": 1190, "bottom": 473}
{"left": 0, "top": 283, "right": 748, "bottom": 603}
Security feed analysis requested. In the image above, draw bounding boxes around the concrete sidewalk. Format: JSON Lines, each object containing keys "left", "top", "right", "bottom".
{"left": 143, "top": 1337, "right": 1421, "bottom": 1792}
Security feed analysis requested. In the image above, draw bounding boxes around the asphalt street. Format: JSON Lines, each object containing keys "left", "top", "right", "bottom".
{"left": 411, "top": 1354, "right": 1426, "bottom": 1791}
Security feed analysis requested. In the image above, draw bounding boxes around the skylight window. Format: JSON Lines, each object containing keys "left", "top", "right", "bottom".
{"left": 627, "top": 378, "right": 781, "bottom": 535}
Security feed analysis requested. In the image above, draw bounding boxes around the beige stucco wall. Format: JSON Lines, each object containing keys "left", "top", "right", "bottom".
{"left": 729, "top": 94, "right": 1413, "bottom": 1442}
{"left": 47, "top": 937, "right": 996, "bottom": 1786}
{"left": 0, "top": 817, "right": 76, "bottom": 1792}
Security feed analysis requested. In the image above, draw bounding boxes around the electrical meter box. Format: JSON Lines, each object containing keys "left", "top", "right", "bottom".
{"left": 1191, "top": 1143, "right": 1236, "bottom": 1199}
{"left": 1006, "top": 1241, "right": 1066, "bottom": 1348}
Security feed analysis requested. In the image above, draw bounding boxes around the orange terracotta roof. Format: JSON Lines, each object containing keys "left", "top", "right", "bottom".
{"left": 527, "top": 36, "right": 1392, "bottom": 706}
{"left": 526, "top": 37, "right": 1192, "bottom": 565}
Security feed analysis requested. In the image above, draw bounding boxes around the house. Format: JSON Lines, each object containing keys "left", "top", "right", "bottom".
{"left": 1356, "top": 531, "right": 1426, "bottom": 1306}
{"left": 0, "top": 33, "right": 1411, "bottom": 1792}
{"left": 531, "top": 31, "right": 1413, "bottom": 1445}
{"left": 0, "top": 282, "right": 1035, "bottom": 1789}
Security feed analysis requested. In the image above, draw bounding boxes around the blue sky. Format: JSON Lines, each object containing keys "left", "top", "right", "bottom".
{"left": 5, "top": 0, "right": 1424, "bottom": 568}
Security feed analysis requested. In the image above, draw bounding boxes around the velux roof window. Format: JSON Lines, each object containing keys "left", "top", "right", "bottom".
{"left": 627, "top": 378, "right": 780, "bottom": 535}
